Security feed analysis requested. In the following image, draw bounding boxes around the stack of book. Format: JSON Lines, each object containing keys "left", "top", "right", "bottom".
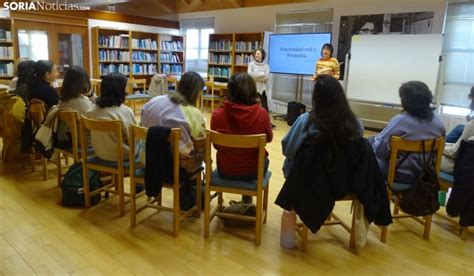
{"left": 160, "top": 53, "right": 181, "bottom": 63}
{"left": 209, "top": 67, "right": 231, "bottom": 78}
{"left": 210, "top": 40, "right": 232, "bottom": 51}
{"left": 132, "top": 38, "right": 158, "bottom": 49}
{"left": 234, "top": 54, "right": 253, "bottom": 65}
{"left": 161, "top": 64, "right": 182, "bottom": 75}
{"left": 160, "top": 41, "right": 183, "bottom": 51}
{"left": 0, "top": 46, "right": 13, "bottom": 59}
{"left": 209, "top": 54, "right": 231, "bottom": 64}
{"left": 99, "top": 64, "right": 130, "bottom": 75}
{"left": 99, "top": 35, "right": 129, "bottom": 48}
{"left": 132, "top": 63, "right": 157, "bottom": 75}
{"left": 132, "top": 51, "right": 157, "bottom": 62}
{"left": 235, "top": 41, "right": 260, "bottom": 52}
{"left": 0, "top": 62, "right": 13, "bottom": 76}
{"left": 98, "top": 50, "right": 129, "bottom": 62}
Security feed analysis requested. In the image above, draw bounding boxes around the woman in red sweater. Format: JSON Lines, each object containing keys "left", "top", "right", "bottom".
{"left": 211, "top": 73, "right": 273, "bottom": 202}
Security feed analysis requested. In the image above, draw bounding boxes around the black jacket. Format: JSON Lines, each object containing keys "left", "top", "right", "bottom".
{"left": 29, "top": 80, "right": 59, "bottom": 110}
{"left": 446, "top": 140, "right": 474, "bottom": 227}
{"left": 275, "top": 137, "right": 392, "bottom": 233}
{"left": 145, "top": 126, "right": 172, "bottom": 198}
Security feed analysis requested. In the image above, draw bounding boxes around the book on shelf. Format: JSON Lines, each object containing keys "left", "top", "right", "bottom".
{"left": 0, "top": 62, "right": 13, "bottom": 76}
{"left": 209, "top": 54, "right": 231, "bottom": 65}
{"left": 208, "top": 67, "right": 231, "bottom": 78}
{"left": 161, "top": 64, "right": 182, "bottom": 75}
{"left": 235, "top": 54, "right": 252, "bottom": 65}
{"left": 0, "top": 46, "right": 13, "bottom": 59}
{"left": 235, "top": 41, "right": 260, "bottom": 52}
{"left": 5, "top": 31, "right": 11, "bottom": 41}
{"left": 132, "top": 63, "right": 157, "bottom": 75}
{"left": 99, "top": 50, "right": 129, "bottom": 62}
{"left": 160, "top": 53, "right": 181, "bottom": 63}
{"left": 99, "top": 64, "right": 130, "bottom": 75}
{"left": 160, "top": 41, "right": 183, "bottom": 51}
{"left": 209, "top": 40, "right": 232, "bottom": 51}
{"left": 99, "top": 34, "right": 129, "bottom": 48}
{"left": 132, "top": 38, "right": 158, "bottom": 49}
{"left": 132, "top": 51, "right": 157, "bottom": 62}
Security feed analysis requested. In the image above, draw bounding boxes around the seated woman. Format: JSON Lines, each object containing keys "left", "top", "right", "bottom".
{"left": 211, "top": 72, "right": 273, "bottom": 203}
{"left": 58, "top": 66, "right": 95, "bottom": 115}
{"left": 29, "top": 60, "right": 59, "bottom": 110}
{"left": 370, "top": 81, "right": 446, "bottom": 183}
{"left": 86, "top": 73, "right": 137, "bottom": 162}
{"left": 7, "top": 57, "right": 31, "bottom": 93}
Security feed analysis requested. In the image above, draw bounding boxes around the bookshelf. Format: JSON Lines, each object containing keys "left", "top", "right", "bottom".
{"left": 207, "top": 32, "right": 264, "bottom": 79}
{"left": 92, "top": 27, "right": 185, "bottom": 91}
{"left": 0, "top": 18, "right": 15, "bottom": 79}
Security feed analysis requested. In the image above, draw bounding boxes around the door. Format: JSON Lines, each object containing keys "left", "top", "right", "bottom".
{"left": 52, "top": 25, "right": 90, "bottom": 78}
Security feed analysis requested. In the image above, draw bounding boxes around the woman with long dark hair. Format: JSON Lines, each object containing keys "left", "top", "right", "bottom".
{"left": 29, "top": 60, "right": 59, "bottom": 110}
{"left": 282, "top": 74, "right": 363, "bottom": 178}
{"left": 371, "top": 81, "right": 445, "bottom": 182}
{"left": 58, "top": 66, "right": 95, "bottom": 115}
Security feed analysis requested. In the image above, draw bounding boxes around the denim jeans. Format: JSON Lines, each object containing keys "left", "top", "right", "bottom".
{"left": 446, "top": 124, "right": 465, "bottom": 143}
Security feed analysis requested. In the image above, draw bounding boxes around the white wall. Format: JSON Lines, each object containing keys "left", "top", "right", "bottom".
{"left": 178, "top": 0, "right": 447, "bottom": 51}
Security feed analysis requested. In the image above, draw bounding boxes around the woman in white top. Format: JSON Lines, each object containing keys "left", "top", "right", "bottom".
{"left": 248, "top": 48, "right": 274, "bottom": 127}
{"left": 58, "top": 66, "right": 95, "bottom": 115}
{"left": 87, "top": 73, "right": 137, "bottom": 162}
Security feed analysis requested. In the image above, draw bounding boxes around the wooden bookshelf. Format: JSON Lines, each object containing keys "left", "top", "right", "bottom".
{"left": 92, "top": 27, "right": 185, "bottom": 90}
{"left": 0, "top": 18, "right": 15, "bottom": 80}
{"left": 207, "top": 32, "right": 264, "bottom": 79}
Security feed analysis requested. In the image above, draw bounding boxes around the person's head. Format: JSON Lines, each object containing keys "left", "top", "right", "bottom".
{"left": 399, "top": 81, "right": 434, "bottom": 121}
{"left": 321, "top": 43, "right": 334, "bottom": 59}
{"left": 14, "top": 57, "right": 30, "bottom": 77}
{"left": 309, "top": 74, "right": 361, "bottom": 144}
{"left": 33, "top": 60, "right": 59, "bottom": 83}
{"left": 96, "top": 73, "right": 127, "bottom": 108}
{"left": 227, "top": 72, "right": 257, "bottom": 106}
{"left": 253, "top": 48, "right": 266, "bottom": 63}
{"left": 169, "top": 71, "right": 204, "bottom": 106}
{"left": 60, "top": 66, "right": 91, "bottom": 102}
{"left": 16, "top": 60, "right": 35, "bottom": 87}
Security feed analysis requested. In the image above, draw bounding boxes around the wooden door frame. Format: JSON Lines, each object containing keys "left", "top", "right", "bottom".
{"left": 13, "top": 20, "right": 54, "bottom": 62}
{"left": 51, "top": 24, "right": 90, "bottom": 77}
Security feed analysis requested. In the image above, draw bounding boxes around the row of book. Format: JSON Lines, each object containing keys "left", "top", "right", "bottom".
{"left": 161, "top": 41, "right": 183, "bottom": 51}
{"left": 98, "top": 50, "right": 129, "bottom": 62}
{"left": 235, "top": 54, "right": 253, "bottom": 65}
{"left": 160, "top": 53, "right": 181, "bottom": 63}
{"left": 99, "top": 35, "right": 129, "bottom": 48}
{"left": 132, "top": 51, "right": 157, "bottom": 62}
{"left": 210, "top": 40, "right": 232, "bottom": 52}
{"left": 0, "top": 62, "right": 13, "bottom": 76}
{"left": 0, "top": 29, "right": 12, "bottom": 41}
{"left": 132, "top": 64, "right": 157, "bottom": 75}
{"left": 209, "top": 67, "right": 231, "bottom": 78}
{"left": 0, "top": 46, "right": 13, "bottom": 59}
{"left": 99, "top": 64, "right": 130, "bottom": 75}
{"left": 235, "top": 41, "right": 260, "bottom": 52}
{"left": 209, "top": 54, "right": 231, "bottom": 65}
{"left": 131, "top": 38, "right": 157, "bottom": 49}
{"left": 161, "top": 64, "right": 182, "bottom": 75}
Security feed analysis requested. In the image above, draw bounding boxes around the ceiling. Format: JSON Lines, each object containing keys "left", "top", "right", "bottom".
{"left": 55, "top": 0, "right": 319, "bottom": 20}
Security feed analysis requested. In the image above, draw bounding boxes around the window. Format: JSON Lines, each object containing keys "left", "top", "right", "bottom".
{"left": 180, "top": 18, "right": 214, "bottom": 77}
{"left": 441, "top": 2, "right": 474, "bottom": 114}
{"left": 18, "top": 29, "right": 49, "bottom": 61}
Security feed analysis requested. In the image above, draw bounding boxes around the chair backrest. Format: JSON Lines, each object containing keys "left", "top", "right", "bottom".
{"left": 387, "top": 136, "right": 445, "bottom": 186}
{"left": 28, "top": 99, "right": 47, "bottom": 126}
{"left": 127, "top": 78, "right": 147, "bottom": 94}
{"left": 90, "top": 79, "right": 101, "bottom": 96}
{"left": 79, "top": 116, "right": 124, "bottom": 167}
{"left": 129, "top": 124, "right": 181, "bottom": 184}
{"left": 205, "top": 130, "right": 267, "bottom": 190}
{"left": 58, "top": 110, "right": 79, "bottom": 161}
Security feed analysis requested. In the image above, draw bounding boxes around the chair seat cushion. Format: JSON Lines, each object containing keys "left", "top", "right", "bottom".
{"left": 87, "top": 156, "right": 140, "bottom": 169}
{"left": 439, "top": 171, "right": 454, "bottom": 183}
{"left": 392, "top": 181, "right": 412, "bottom": 192}
{"left": 135, "top": 167, "right": 145, "bottom": 178}
{"left": 210, "top": 169, "right": 271, "bottom": 191}
{"left": 60, "top": 145, "right": 94, "bottom": 155}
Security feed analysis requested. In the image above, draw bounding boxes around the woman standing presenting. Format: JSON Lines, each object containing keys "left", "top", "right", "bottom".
{"left": 311, "top": 43, "right": 340, "bottom": 80}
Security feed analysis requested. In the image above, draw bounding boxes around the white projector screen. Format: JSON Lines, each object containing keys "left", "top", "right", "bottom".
{"left": 347, "top": 34, "right": 443, "bottom": 105}
{"left": 268, "top": 33, "right": 332, "bottom": 75}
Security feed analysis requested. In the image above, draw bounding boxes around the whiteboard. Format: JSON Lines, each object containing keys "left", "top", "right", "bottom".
{"left": 347, "top": 34, "right": 443, "bottom": 105}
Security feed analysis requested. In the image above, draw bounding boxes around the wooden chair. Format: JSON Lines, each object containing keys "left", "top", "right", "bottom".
{"left": 204, "top": 130, "right": 271, "bottom": 245}
{"left": 28, "top": 99, "right": 48, "bottom": 180}
{"left": 90, "top": 79, "right": 101, "bottom": 96}
{"left": 297, "top": 195, "right": 362, "bottom": 252}
{"left": 126, "top": 78, "right": 148, "bottom": 113}
{"left": 201, "top": 80, "right": 224, "bottom": 113}
{"left": 380, "top": 136, "right": 444, "bottom": 241}
{"left": 129, "top": 124, "right": 201, "bottom": 236}
{"left": 438, "top": 172, "right": 469, "bottom": 240}
{"left": 0, "top": 79, "right": 11, "bottom": 85}
{"left": 79, "top": 116, "right": 129, "bottom": 217}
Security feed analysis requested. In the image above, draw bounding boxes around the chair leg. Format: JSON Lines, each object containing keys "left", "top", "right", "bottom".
{"left": 380, "top": 226, "right": 387, "bottom": 243}
{"left": 301, "top": 224, "right": 308, "bottom": 252}
{"left": 204, "top": 186, "right": 211, "bottom": 238}
{"left": 393, "top": 199, "right": 400, "bottom": 215}
{"left": 195, "top": 174, "right": 202, "bottom": 218}
{"left": 65, "top": 155, "right": 69, "bottom": 165}
{"left": 42, "top": 156, "right": 48, "bottom": 181}
{"left": 349, "top": 200, "right": 357, "bottom": 249}
{"left": 255, "top": 191, "right": 263, "bottom": 246}
{"left": 83, "top": 164, "right": 91, "bottom": 209}
{"left": 57, "top": 152, "right": 62, "bottom": 187}
{"left": 263, "top": 185, "right": 269, "bottom": 224}
{"left": 173, "top": 181, "right": 180, "bottom": 237}
{"left": 118, "top": 174, "right": 125, "bottom": 217}
{"left": 423, "top": 215, "right": 432, "bottom": 239}
{"left": 461, "top": 227, "right": 468, "bottom": 240}
{"left": 130, "top": 180, "right": 137, "bottom": 227}
{"left": 30, "top": 153, "right": 35, "bottom": 173}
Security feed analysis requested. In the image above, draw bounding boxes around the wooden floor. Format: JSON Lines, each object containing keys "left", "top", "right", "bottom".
{"left": 0, "top": 110, "right": 473, "bottom": 275}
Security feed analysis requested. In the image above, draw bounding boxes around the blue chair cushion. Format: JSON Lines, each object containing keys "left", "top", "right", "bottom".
{"left": 439, "top": 171, "right": 454, "bottom": 183}
{"left": 87, "top": 156, "right": 140, "bottom": 169}
{"left": 61, "top": 145, "right": 94, "bottom": 155}
{"left": 392, "top": 182, "right": 412, "bottom": 192}
{"left": 134, "top": 167, "right": 145, "bottom": 178}
{"left": 210, "top": 169, "right": 272, "bottom": 191}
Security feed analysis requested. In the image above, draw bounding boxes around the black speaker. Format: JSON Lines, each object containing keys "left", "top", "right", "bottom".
{"left": 287, "top": 102, "right": 306, "bottom": 126}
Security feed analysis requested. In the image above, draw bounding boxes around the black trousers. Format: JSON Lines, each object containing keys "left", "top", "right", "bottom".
{"left": 257, "top": 90, "right": 269, "bottom": 113}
